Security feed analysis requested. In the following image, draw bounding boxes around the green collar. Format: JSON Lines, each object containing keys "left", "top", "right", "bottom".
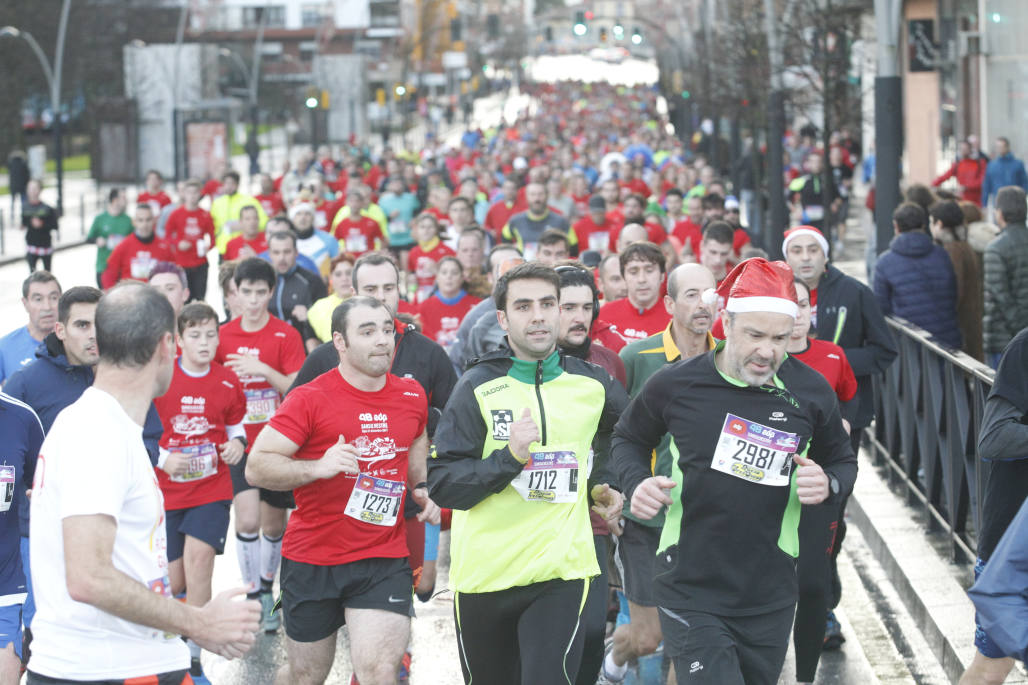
{"left": 711, "top": 340, "right": 786, "bottom": 389}
{"left": 508, "top": 349, "right": 562, "bottom": 384}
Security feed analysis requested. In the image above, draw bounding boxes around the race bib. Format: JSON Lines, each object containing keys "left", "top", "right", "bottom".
{"left": 244, "top": 388, "right": 280, "bottom": 424}
{"left": 711, "top": 414, "right": 798, "bottom": 486}
{"left": 588, "top": 231, "right": 609, "bottom": 253}
{"left": 130, "top": 253, "right": 155, "bottom": 279}
{"left": 511, "top": 449, "right": 579, "bottom": 504}
{"left": 346, "top": 234, "right": 369, "bottom": 254}
{"left": 344, "top": 475, "right": 404, "bottom": 527}
{"left": 107, "top": 234, "right": 125, "bottom": 251}
{"left": 804, "top": 205, "right": 824, "bottom": 221}
{"left": 0, "top": 465, "right": 14, "bottom": 512}
{"left": 169, "top": 443, "right": 218, "bottom": 483}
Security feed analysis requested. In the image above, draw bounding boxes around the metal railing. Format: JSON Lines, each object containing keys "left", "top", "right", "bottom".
{"left": 865, "top": 316, "right": 995, "bottom": 563}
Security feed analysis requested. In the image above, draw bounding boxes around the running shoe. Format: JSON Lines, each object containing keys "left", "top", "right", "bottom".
{"left": 823, "top": 610, "right": 846, "bottom": 650}
{"left": 190, "top": 657, "right": 212, "bottom": 685}
{"left": 398, "top": 650, "right": 412, "bottom": 682}
{"left": 259, "top": 591, "right": 281, "bottom": 633}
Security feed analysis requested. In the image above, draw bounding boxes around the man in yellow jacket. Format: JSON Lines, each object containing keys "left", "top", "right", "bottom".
{"left": 210, "top": 170, "right": 268, "bottom": 255}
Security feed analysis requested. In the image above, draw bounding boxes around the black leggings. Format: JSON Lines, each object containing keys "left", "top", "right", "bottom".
{"left": 454, "top": 578, "right": 589, "bottom": 685}
{"left": 185, "top": 262, "right": 209, "bottom": 302}
{"left": 792, "top": 500, "right": 839, "bottom": 682}
{"left": 576, "top": 535, "right": 609, "bottom": 685}
{"left": 829, "top": 429, "right": 863, "bottom": 608}
{"left": 27, "top": 253, "right": 52, "bottom": 273}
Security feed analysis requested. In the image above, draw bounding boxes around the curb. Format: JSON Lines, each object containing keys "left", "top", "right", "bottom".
{"left": 848, "top": 446, "right": 1028, "bottom": 683}
{"left": 0, "top": 239, "right": 87, "bottom": 268}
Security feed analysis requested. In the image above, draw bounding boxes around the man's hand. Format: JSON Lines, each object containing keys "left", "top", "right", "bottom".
{"left": 95, "top": 236, "right": 107, "bottom": 248}
{"left": 591, "top": 483, "right": 624, "bottom": 534}
{"left": 412, "top": 487, "right": 441, "bottom": 524}
{"left": 31, "top": 216, "right": 43, "bottom": 228}
{"left": 224, "top": 353, "right": 268, "bottom": 380}
{"left": 793, "top": 454, "right": 829, "bottom": 504}
{"left": 190, "top": 587, "right": 261, "bottom": 660}
{"left": 311, "top": 435, "right": 360, "bottom": 480}
{"left": 291, "top": 304, "right": 308, "bottom": 322}
{"left": 161, "top": 452, "right": 190, "bottom": 478}
{"left": 508, "top": 408, "right": 539, "bottom": 464}
{"left": 238, "top": 244, "right": 257, "bottom": 259}
{"left": 630, "top": 476, "right": 676, "bottom": 520}
{"left": 219, "top": 438, "right": 245, "bottom": 465}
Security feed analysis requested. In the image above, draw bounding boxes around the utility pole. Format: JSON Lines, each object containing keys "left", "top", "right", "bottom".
{"left": 874, "top": 0, "right": 903, "bottom": 257}
{"left": 764, "top": 0, "right": 788, "bottom": 257}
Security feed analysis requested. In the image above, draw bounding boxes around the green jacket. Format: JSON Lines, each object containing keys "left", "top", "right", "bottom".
{"left": 428, "top": 347, "right": 628, "bottom": 593}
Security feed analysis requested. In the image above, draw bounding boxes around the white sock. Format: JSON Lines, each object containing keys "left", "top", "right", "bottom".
{"left": 604, "top": 650, "right": 628, "bottom": 679}
{"left": 187, "top": 638, "right": 202, "bottom": 660}
{"left": 236, "top": 532, "right": 260, "bottom": 596}
{"left": 259, "top": 532, "right": 283, "bottom": 592}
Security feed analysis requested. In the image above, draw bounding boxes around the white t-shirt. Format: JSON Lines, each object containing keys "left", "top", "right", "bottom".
{"left": 29, "top": 387, "right": 189, "bottom": 679}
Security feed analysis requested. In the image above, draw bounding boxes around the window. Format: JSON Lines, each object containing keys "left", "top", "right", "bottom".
{"left": 243, "top": 6, "right": 286, "bottom": 28}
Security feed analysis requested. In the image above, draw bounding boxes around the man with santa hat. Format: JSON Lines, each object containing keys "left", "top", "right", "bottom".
{"left": 612, "top": 258, "right": 857, "bottom": 685}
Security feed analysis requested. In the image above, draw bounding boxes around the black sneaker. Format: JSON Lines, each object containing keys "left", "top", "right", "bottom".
{"left": 823, "top": 610, "right": 846, "bottom": 650}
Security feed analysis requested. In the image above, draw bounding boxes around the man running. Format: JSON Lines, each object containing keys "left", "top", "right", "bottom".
{"left": 429, "top": 262, "right": 628, "bottom": 684}
{"left": 0, "top": 271, "right": 60, "bottom": 385}
{"left": 216, "top": 257, "right": 307, "bottom": 632}
{"left": 247, "top": 296, "right": 438, "bottom": 685}
{"left": 612, "top": 258, "right": 857, "bottom": 685}
{"left": 28, "top": 282, "right": 259, "bottom": 684}
{"left": 602, "top": 263, "right": 717, "bottom": 684}
{"left": 598, "top": 242, "right": 671, "bottom": 350}
{"left": 154, "top": 302, "right": 248, "bottom": 684}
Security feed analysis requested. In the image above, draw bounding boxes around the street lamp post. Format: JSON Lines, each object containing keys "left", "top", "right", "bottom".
{"left": 1, "top": 0, "right": 72, "bottom": 217}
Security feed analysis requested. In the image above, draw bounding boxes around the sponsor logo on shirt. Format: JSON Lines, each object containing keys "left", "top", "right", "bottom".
{"left": 171, "top": 414, "right": 212, "bottom": 437}
{"left": 354, "top": 435, "right": 397, "bottom": 461}
{"left": 768, "top": 411, "right": 787, "bottom": 422}
{"left": 359, "top": 411, "right": 389, "bottom": 434}
{"left": 491, "top": 409, "right": 513, "bottom": 440}
{"left": 481, "top": 383, "right": 509, "bottom": 397}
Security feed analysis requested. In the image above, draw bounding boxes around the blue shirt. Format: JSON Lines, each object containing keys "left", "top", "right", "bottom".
{"left": 0, "top": 392, "right": 43, "bottom": 599}
{"left": 0, "top": 327, "right": 42, "bottom": 386}
{"left": 378, "top": 192, "right": 420, "bottom": 246}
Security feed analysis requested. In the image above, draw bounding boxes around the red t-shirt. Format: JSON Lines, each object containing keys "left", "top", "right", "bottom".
{"left": 598, "top": 298, "right": 671, "bottom": 351}
{"left": 315, "top": 198, "right": 346, "bottom": 232}
{"left": 164, "top": 207, "right": 216, "bottom": 268}
{"left": 224, "top": 233, "right": 268, "bottom": 261}
{"left": 333, "top": 215, "right": 384, "bottom": 256}
{"left": 270, "top": 370, "right": 428, "bottom": 565}
{"left": 200, "top": 179, "right": 222, "bottom": 199}
{"left": 418, "top": 292, "right": 482, "bottom": 347}
{"left": 606, "top": 218, "right": 666, "bottom": 252}
{"left": 215, "top": 316, "right": 307, "bottom": 446}
{"left": 621, "top": 178, "right": 652, "bottom": 197}
{"left": 406, "top": 241, "right": 456, "bottom": 303}
{"left": 733, "top": 227, "right": 751, "bottom": 255}
{"left": 791, "top": 338, "right": 858, "bottom": 403}
{"left": 256, "top": 193, "right": 285, "bottom": 218}
{"left": 484, "top": 199, "right": 525, "bottom": 239}
{"left": 572, "top": 216, "right": 614, "bottom": 254}
{"left": 138, "top": 190, "right": 172, "bottom": 214}
{"left": 672, "top": 219, "right": 704, "bottom": 257}
{"left": 809, "top": 288, "right": 819, "bottom": 328}
{"left": 101, "top": 234, "right": 174, "bottom": 289}
{"left": 423, "top": 207, "right": 452, "bottom": 230}
{"left": 154, "top": 361, "right": 247, "bottom": 510}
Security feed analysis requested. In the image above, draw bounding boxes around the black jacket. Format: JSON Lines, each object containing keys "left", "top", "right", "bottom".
{"left": 814, "top": 264, "right": 897, "bottom": 428}
{"left": 272, "top": 265, "right": 327, "bottom": 344}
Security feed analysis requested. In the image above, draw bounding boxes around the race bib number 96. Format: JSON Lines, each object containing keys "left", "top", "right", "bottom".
{"left": 711, "top": 414, "right": 798, "bottom": 486}
{"left": 511, "top": 449, "right": 579, "bottom": 504}
{"left": 169, "top": 443, "right": 219, "bottom": 483}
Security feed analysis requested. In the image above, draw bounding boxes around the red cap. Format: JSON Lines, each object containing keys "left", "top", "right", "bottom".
{"left": 716, "top": 258, "right": 799, "bottom": 317}
{"left": 782, "top": 225, "right": 829, "bottom": 257}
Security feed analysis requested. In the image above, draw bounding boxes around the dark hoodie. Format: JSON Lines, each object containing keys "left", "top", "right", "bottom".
{"left": 873, "top": 231, "right": 962, "bottom": 349}
{"left": 3, "top": 333, "right": 164, "bottom": 534}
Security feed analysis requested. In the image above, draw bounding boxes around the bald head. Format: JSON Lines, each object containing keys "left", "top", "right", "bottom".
{"left": 667, "top": 263, "right": 716, "bottom": 301}
{"left": 616, "top": 223, "right": 649, "bottom": 253}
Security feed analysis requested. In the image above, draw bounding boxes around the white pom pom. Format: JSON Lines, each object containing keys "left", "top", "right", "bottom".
{"left": 701, "top": 288, "right": 718, "bottom": 305}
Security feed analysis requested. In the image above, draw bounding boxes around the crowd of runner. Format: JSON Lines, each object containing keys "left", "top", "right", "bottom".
{"left": 0, "top": 77, "right": 965, "bottom": 685}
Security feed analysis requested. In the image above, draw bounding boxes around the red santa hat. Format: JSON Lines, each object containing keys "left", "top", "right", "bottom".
{"left": 716, "top": 258, "right": 799, "bottom": 318}
{"left": 781, "top": 225, "right": 829, "bottom": 257}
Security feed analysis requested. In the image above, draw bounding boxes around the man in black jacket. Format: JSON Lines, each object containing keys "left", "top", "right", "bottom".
{"left": 783, "top": 225, "right": 896, "bottom": 648}
{"left": 267, "top": 230, "right": 326, "bottom": 352}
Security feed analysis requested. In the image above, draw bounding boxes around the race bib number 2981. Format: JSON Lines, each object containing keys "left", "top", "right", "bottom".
{"left": 711, "top": 414, "right": 798, "bottom": 486}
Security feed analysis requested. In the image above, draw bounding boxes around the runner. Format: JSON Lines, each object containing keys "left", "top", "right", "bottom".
{"left": 148, "top": 262, "right": 190, "bottom": 316}
{"left": 0, "top": 391, "right": 42, "bottom": 682}
{"left": 0, "top": 271, "right": 60, "bottom": 386}
{"left": 247, "top": 295, "right": 439, "bottom": 685}
{"left": 598, "top": 242, "right": 671, "bottom": 350}
{"left": 602, "top": 263, "right": 717, "bottom": 685}
{"left": 417, "top": 256, "right": 482, "bottom": 349}
{"left": 407, "top": 213, "right": 456, "bottom": 304}
{"left": 429, "top": 261, "right": 628, "bottom": 684}
{"left": 223, "top": 205, "right": 269, "bottom": 261}
{"left": 154, "top": 302, "right": 248, "bottom": 684}
{"left": 612, "top": 258, "right": 857, "bottom": 685}
{"left": 163, "top": 179, "right": 216, "bottom": 301}
{"left": 786, "top": 278, "right": 858, "bottom": 685}
{"left": 216, "top": 257, "right": 307, "bottom": 633}
{"left": 101, "top": 203, "right": 173, "bottom": 289}
{"left": 28, "top": 282, "right": 259, "bottom": 684}
{"left": 86, "top": 189, "right": 133, "bottom": 289}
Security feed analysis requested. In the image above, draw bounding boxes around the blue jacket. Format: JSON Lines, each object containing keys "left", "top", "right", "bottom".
{"left": 982, "top": 152, "right": 1028, "bottom": 205}
{"left": 873, "top": 231, "right": 962, "bottom": 349}
{"left": 3, "top": 334, "right": 163, "bottom": 480}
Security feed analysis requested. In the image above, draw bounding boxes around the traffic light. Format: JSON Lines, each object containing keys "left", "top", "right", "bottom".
{"left": 545, "top": 26, "right": 553, "bottom": 41}
{"left": 631, "top": 27, "right": 643, "bottom": 44}
{"left": 612, "top": 24, "right": 624, "bottom": 38}
{"left": 681, "top": 90, "right": 691, "bottom": 99}
{"left": 487, "top": 13, "right": 499, "bottom": 39}
{"left": 450, "top": 18, "right": 462, "bottom": 42}
{"left": 599, "top": 27, "right": 608, "bottom": 43}
{"left": 304, "top": 86, "right": 319, "bottom": 109}
{"left": 573, "top": 10, "right": 587, "bottom": 36}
